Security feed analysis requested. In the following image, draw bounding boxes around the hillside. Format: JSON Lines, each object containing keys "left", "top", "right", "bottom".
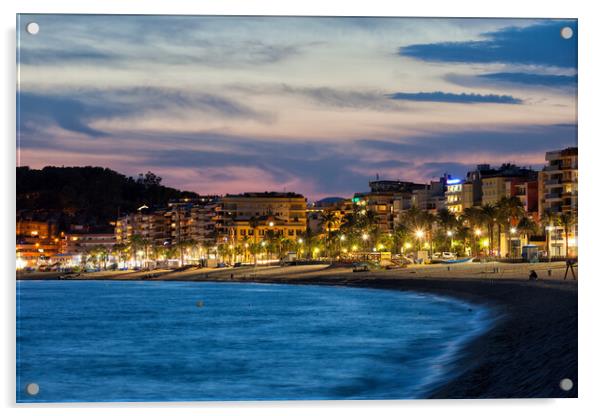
{"left": 17, "top": 166, "right": 199, "bottom": 231}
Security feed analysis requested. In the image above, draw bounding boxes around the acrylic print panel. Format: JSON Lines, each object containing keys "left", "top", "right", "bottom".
{"left": 16, "top": 15, "right": 578, "bottom": 402}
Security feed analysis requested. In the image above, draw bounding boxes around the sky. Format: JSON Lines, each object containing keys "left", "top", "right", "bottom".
{"left": 17, "top": 15, "right": 577, "bottom": 201}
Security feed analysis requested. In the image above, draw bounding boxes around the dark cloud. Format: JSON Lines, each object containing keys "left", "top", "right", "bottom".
{"left": 387, "top": 91, "right": 522, "bottom": 104}
{"left": 19, "top": 48, "right": 119, "bottom": 65}
{"left": 355, "top": 124, "right": 577, "bottom": 157}
{"left": 281, "top": 85, "right": 404, "bottom": 110}
{"left": 18, "top": 88, "right": 270, "bottom": 137}
{"left": 19, "top": 123, "right": 576, "bottom": 199}
{"left": 445, "top": 72, "right": 577, "bottom": 91}
{"left": 400, "top": 20, "right": 577, "bottom": 68}
{"left": 18, "top": 92, "right": 114, "bottom": 137}
{"left": 478, "top": 72, "right": 577, "bottom": 87}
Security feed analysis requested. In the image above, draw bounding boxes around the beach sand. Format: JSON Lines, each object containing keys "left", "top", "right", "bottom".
{"left": 17, "top": 261, "right": 578, "bottom": 399}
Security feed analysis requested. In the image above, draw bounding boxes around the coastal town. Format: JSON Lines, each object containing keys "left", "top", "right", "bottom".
{"left": 16, "top": 146, "right": 578, "bottom": 273}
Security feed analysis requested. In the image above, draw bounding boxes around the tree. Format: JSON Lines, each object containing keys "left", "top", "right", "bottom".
{"left": 460, "top": 206, "right": 484, "bottom": 256}
{"left": 249, "top": 216, "right": 260, "bottom": 264}
{"left": 436, "top": 208, "right": 458, "bottom": 251}
{"left": 557, "top": 211, "right": 576, "bottom": 257}
{"left": 319, "top": 211, "right": 339, "bottom": 258}
{"left": 497, "top": 196, "right": 525, "bottom": 257}
{"left": 541, "top": 209, "right": 559, "bottom": 259}
{"left": 137, "top": 171, "right": 162, "bottom": 187}
{"left": 480, "top": 204, "right": 497, "bottom": 256}
{"left": 516, "top": 216, "right": 538, "bottom": 245}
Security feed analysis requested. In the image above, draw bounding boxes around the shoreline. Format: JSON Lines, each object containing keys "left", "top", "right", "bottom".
{"left": 17, "top": 262, "right": 578, "bottom": 399}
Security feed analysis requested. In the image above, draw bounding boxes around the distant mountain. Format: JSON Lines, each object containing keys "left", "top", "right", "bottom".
{"left": 17, "top": 166, "right": 199, "bottom": 231}
{"left": 316, "top": 197, "right": 346, "bottom": 205}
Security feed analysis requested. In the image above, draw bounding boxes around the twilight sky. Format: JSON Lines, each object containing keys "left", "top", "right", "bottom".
{"left": 17, "top": 15, "right": 577, "bottom": 201}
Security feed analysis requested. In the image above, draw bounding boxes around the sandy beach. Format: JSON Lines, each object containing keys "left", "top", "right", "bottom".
{"left": 17, "top": 261, "right": 578, "bottom": 399}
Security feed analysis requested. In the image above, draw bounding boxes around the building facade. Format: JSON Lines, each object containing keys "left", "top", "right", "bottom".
{"left": 220, "top": 192, "right": 307, "bottom": 244}
{"left": 538, "top": 147, "right": 578, "bottom": 257}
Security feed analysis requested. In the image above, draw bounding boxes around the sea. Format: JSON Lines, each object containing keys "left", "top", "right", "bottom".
{"left": 16, "top": 280, "right": 492, "bottom": 402}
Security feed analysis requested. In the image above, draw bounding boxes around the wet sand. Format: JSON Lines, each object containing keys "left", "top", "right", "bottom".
{"left": 16, "top": 261, "right": 577, "bottom": 399}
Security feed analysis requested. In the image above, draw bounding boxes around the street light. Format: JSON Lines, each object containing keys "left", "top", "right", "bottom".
{"left": 446, "top": 230, "right": 453, "bottom": 237}
{"left": 340, "top": 234, "right": 346, "bottom": 241}
{"left": 510, "top": 227, "right": 517, "bottom": 235}
{"left": 362, "top": 233, "right": 369, "bottom": 241}
{"left": 415, "top": 229, "right": 425, "bottom": 252}
{"left": 475, "top": 229, "right": 482, "bottom": 237}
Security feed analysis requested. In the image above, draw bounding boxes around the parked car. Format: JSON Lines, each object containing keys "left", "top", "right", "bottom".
{"left": 352, "top": 262, "right": 370, "bottom": 272}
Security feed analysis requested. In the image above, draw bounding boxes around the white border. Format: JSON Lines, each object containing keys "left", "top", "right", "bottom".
{"left": 2, "top": 1, "right": 601, "bottom": 415}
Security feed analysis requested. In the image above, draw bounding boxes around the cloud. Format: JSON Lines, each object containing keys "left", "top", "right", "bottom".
{"left": 18, "top": 88, "right": 270, "bottom": 137}
{"left": 355, "top": 123, "right": 577, "bottom": 157}
{"left": 400, "top": 20, "right": 577, "bottom": 68}
{"left": 386, "top": 91, "right": 522, "bottom": 104}
{"left": 445, "top": 72, "right": 577, "bottom": 91}
{"left": 18, "top": 123, "right": 577, "bottom": 200}
{"left": 19, "top": 48, "right": 119, "bottom": 65}
{"left": 477, "top": 72, "right": 577, "bottom": 87}
{"left": 18, "top": 92, "right": 113, "bottom": 137}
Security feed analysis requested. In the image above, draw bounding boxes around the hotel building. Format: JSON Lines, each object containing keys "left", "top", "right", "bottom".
{"left": 538, "top": 147, "right": 578, "bottom": 256}
{"left": 355, "top": 180, "right": 425, "bottom": 232}
{"left": 16, "top": 219, "right": 60, "bottom": 267}
{"left": 220, "top": 192, "right": 307, "bottom": 244}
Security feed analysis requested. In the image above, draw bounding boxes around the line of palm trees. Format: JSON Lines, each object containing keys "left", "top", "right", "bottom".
{"left": 79, "top": 235, "right": 206, "bottom": 270}
{"left": 84, "top": 196, "right": 575, "bottom": 270}
{"left": 311, "top": 196, "right": 576, "bottom": 259}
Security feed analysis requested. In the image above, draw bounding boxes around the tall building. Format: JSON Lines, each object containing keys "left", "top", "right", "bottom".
{"left": 61, "top": 233, "right": 117, "bottom": 255}
{"left": 307, "top": 198, "right": 353, "bottom": 235}
{"left": 411, "top": 176, "right": 447, "bottom": 213}
{"left": 220, "top": 192, "right": 307, "bottom": 244}
{"left": 507, "top": 179, "right": 539, "bottom": 217}
{"left": 538, "top": 147, "right": 578, "bottom": 257}
{"left": 166, "top": 196, "right": 220, "bottom": 247}
{"left": 480, "top": 165, "right": 537, "bottom": 206}
{"left": 355, "top": 180, "right": 425, "bottom": 232}
{"left": 16, "top": 219, "right": 60, "bottom": 267}
{"left": 115, "top": 209, "right": 169, "bottom": 246}
{"left": 539, "top": 147, "right": 578, "bottom": 216}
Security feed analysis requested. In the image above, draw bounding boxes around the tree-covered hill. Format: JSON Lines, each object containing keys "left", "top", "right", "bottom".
{"left": 17, "top": 166, "right": 199, "bottom": 230}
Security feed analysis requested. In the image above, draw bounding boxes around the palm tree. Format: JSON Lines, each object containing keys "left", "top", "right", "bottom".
{"left": 112, "top": 242, "right": 129, "bottom": 267}
{"left": 319, "top": 211, "right": 339, "bottom": 258}
{"left": 422, "top": 211, "right": 436, "bottom": 257}
{"left": 557, "top": 211, "right": 576, "bottom": 258}
{"left": 541, "top": 209, "right": 559, "bottom": 259}
{"left": 479, "top": 204, "right": 497, "bottom": 256}
{"left": 436, "top": 208, "right": 458, "bottom": 251}
{"left": 392, "top": 223, "right": 409, "bottom": 254}
{"left": 517, "top": 216, "right": 538, "bottom": 245}
{"left": 129, "top": 234, "right": 147, "bottom": 267}
{"left": 249, "top": 216, "right": 260, "bottom": 264}
{"left": 460, "top": 206, "right": 483, "bottom": 256}
{"left": 497, "top": 196, "right": 525, "bottom": 257}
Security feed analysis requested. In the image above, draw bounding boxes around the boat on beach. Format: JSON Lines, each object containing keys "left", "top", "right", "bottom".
{"left": 442, "top": 257, "right": 474, "bottom": 264}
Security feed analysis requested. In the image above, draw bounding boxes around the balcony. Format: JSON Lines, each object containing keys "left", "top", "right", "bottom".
{"left": 543, "top": 164, "right": 562, "bottom": 172}
{"left": 545, "top": 193, "right": 562, "bottom": 200}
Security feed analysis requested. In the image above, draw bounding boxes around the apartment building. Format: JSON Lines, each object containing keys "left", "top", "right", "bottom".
{"left": 538, "top": 147, "right": 578, "bottom": 257}
{"left": 355, "top": 180, "right": 426, "bottom": 232}
{"left": 220, "top": 192, "right": 307, "bottom": 244}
